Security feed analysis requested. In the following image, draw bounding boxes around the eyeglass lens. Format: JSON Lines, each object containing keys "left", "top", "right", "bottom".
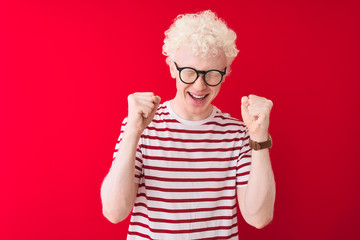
{"left": 180, "top": 68, "right": 222, "bottom": 86}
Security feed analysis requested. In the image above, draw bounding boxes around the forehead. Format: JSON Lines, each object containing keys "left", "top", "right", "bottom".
{"left": 173, "top": 46, "right": 227, "bottom": 70}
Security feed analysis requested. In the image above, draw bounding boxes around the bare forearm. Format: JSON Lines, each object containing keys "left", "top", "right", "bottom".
{"left": 101, "top": 93, "right": 160, "bottom": 223}
{"left": 100, "top": 130, "right": 140, "bottom": 223}
{"left": 245, "top": 149, "right": 275, "bottom": 226}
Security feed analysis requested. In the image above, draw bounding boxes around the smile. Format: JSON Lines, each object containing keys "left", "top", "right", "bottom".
{"left": 188, "top": 92, "right": 208, "bottom": 101}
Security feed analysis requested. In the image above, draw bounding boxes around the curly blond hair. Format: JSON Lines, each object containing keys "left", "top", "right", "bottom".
{"left": 162, "top": 10, "right": 239, "bottom": 67}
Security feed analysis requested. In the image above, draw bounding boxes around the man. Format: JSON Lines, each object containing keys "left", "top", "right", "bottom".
{"left": 101, "top": 10, "right": 275, "bottom": 240}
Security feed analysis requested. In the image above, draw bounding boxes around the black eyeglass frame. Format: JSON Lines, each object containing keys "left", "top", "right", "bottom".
{"left": 174, "top": 62, "right": 227, "bottom": 87}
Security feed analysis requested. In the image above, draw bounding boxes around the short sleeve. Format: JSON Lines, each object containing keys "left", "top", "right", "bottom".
{"left": 112, "top": 118, "right": 143, "bottom": 184}
{"left": 236, "top": 128, "right": 252, "bottom": 188}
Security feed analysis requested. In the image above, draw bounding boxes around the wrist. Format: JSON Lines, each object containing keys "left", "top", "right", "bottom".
{"left": 123, "top": 125, "right": 143, "bottom": 139}
{"left": 249, "top": 133, "right": 268, "bottom": 142}
{"left": 249, "top": 133, "right": 272, "bottom": 151}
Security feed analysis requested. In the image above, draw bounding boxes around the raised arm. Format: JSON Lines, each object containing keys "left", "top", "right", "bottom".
{"left": 100, "top": 92, "right": 161, "bottom": 223}
{"left": 237, "top": 94, "right": 276, "bottom": 229}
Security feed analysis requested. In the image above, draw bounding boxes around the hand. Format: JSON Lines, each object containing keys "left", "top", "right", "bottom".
{"left": 126, "top": 92, "right": 161, "bottom": 135}
{"left": 241, "top": 94, "right": 273, "bottom": 142}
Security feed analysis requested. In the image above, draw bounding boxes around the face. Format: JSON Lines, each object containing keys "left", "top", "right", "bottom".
{"left": 170, "top": 46, "right": 228, "bottom": 121}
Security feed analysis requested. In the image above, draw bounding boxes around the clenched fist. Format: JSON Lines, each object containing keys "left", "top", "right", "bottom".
{"left": 126, "top": 92, "right": 161, "bottom": 134}
{"left": 241, "top": 94, "right": 273, "bottom": 142}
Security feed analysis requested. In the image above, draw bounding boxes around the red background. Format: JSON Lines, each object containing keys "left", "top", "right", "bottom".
{"left": 1, "top": 0, "right": 359, "bottom": 239}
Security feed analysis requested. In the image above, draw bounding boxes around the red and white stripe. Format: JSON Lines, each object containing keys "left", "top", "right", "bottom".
{"left": 113, "top": 101, "right": 252, "bottom": 240}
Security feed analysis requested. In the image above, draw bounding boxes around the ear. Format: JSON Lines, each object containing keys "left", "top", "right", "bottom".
{"left": 169, "top": 62, "right": 177, "bottom": 79}
{"left": 223, "top": 66, "right": 231, "bottom": 82}
{"left": 221, "top": 68, "right": 230, "bottom": 84}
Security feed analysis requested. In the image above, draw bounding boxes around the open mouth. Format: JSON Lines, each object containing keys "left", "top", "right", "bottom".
{"left": 188, "top": 92, "right": 208, "bottom": 101}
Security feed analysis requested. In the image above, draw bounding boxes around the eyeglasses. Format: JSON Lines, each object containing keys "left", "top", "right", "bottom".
{"left": 174, "top": 62, "right": 227, "bottom": 87}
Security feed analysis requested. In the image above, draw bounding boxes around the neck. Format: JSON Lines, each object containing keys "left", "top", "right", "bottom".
{"left": 170, "top": 98, "right": 214, "bottom": 121}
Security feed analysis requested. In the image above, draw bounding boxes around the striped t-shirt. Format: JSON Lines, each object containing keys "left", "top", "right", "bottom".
{"left": 113, "top": 101, "right": 252, "bottom": 240}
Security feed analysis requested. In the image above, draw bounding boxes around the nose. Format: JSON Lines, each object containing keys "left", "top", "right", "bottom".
{"left": 192, "top": 74, "right": 207, "bottom": 91}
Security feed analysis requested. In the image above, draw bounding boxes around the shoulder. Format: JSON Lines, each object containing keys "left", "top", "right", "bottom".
{"left": 150, "top": 101, "right": 177, "bottom": 125}
{"left": 155, "top": 102, "right": 169, "bottom": 115}
{"left": 211, "top": 106, "right": 247, "bottom": 130}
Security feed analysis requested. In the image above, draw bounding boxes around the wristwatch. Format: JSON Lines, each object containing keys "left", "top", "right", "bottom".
{"left": 249, "top": 134, "right": 272, "bottom": 150}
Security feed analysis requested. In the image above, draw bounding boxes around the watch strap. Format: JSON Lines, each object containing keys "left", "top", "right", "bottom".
{"left": 249, "top": 134, "right": 272, "bottom": 150}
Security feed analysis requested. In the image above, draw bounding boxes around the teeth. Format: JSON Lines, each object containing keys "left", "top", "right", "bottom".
{"left": 190, "top": 93, "right": 206, "bottom": 99}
